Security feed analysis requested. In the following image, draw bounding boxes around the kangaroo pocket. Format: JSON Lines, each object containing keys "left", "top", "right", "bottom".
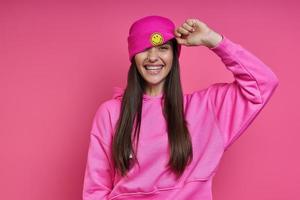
{"left": 108, "top": 141, "right": 223, "bottom": 200}
{"left": 108, "top": 123, "right": 224, "bottom": 200}
{"left": 108, "top": 172, "right": 214, "bottom": 200}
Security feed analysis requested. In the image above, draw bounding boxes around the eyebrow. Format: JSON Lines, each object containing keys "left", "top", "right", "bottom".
{"left": 161, "top": 43, "right": 171, "bottom": 47}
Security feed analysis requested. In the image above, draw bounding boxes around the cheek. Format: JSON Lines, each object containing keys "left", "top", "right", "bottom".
{"left": 162, "top": 53, "right": 173, "bottom": 65}
{"left": 134, "top": 56, "right": 146, "bottom": 68}
{"left": 135, "top": 64, "right": 144, "bottom": 74}
{"left": 134, "top": 55, "right": 143, "bottom": 65}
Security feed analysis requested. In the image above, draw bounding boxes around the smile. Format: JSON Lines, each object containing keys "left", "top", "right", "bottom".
{"left": 144, "top": 65, "right": 164, "bottom": 70}
{"left": 144, "top": 65, "right": 164, "bottom": 75}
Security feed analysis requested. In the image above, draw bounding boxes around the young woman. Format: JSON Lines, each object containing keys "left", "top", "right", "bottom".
{"left": 82, "top": 15, "right": 279, "bottom": 200}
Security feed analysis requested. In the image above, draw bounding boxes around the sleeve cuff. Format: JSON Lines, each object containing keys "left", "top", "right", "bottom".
{"left": 208, "top": 34, "right": 225, "bottom": 50}
{"left": 208, "top": 34, "right": 243, "bottom": 59}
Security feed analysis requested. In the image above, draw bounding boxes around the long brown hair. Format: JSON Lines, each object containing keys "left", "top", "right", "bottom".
{"left": 112, "top": 38, "right": 193, "bottom": 179}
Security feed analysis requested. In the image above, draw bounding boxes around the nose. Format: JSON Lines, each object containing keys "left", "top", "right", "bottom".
{"left": 146, "top": 47, "right": 159, "bottom": 62}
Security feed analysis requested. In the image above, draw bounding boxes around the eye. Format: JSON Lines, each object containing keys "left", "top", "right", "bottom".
{"left": 159, "top": 46, "right": 169, "bottom": 50}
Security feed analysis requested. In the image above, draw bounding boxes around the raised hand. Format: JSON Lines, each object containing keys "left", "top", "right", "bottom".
{"left": 174, "top": 19, "right": 223, "bottom": 48}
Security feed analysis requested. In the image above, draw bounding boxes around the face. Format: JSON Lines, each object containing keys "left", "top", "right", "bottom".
{"left": 134, "top": 41, "right": 173, "bottom": 89}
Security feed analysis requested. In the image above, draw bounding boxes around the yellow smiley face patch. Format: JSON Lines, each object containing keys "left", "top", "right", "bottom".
{"left": 150, "top": 32, "right": 164, "bottom": 46}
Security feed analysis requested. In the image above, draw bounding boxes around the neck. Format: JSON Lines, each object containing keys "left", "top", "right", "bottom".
{"left": 144, "top": 83, "right": 164, "bottom": 96}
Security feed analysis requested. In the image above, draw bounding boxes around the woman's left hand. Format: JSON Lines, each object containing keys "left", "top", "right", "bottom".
{"left": 174, "top": 19, "right": 223, "bottom": 48}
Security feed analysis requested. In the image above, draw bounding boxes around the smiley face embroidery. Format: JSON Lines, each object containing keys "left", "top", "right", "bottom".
{"left": 150, "top": 32, "right": 164, "bottom": 46}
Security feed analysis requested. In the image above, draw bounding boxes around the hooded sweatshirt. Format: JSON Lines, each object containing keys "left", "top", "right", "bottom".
{"left": 82, "top": 35, "right": 279, "bottom": 200}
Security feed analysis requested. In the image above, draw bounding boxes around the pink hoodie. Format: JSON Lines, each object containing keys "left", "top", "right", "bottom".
{"left": 82, "top": 35, "right": 279, "bottom": 200}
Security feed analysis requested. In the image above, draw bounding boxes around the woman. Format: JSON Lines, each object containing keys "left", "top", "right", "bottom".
{"left": 82, "top": 15, "right": 279, "bottom": 200}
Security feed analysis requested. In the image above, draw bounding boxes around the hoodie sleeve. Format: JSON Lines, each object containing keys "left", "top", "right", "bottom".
{"left": 82, "top": 102, "right": 115, "bottom": 200}
{"left": 207, "top": 35, "right": 279, "bottom": 151}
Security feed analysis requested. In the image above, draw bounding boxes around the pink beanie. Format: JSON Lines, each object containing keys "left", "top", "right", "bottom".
{"left": 127, "top": 15, "right": 181, "bottom": 62}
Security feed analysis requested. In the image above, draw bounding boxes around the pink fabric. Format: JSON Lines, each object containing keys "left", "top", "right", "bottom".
{"left": 127, "top": 15, "right": 181, "bottom": 62}
{"left": 82, "top": 35, "right": 279, "bottom": 200}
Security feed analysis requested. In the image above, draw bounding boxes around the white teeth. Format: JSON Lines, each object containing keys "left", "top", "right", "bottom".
{"left": 145, "top": 65, "right": 163, "bottom": 70}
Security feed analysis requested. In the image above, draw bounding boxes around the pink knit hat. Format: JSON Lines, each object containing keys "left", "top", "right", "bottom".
{"left": 127, "top": 15, "right": 181, "bottom": 62}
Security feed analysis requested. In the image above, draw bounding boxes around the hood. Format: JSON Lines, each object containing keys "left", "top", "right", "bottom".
{"left": 112, "top": 86, "right": 125, "bottom": 100}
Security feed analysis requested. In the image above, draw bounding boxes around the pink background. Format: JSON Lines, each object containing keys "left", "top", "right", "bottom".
{"left": 0, "top": 0, "right": 298, "bottom": 199}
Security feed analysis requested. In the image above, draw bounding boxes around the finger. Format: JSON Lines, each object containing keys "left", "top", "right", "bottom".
{"left": 182, "top": 22, "right": 195, "bottom": 32}
{"left": 175, "top": 37, "right": 187, "bottom": 45}
{"left": 174, "top": 29, "right": 182, "bottom": 37}
{"left": 177, "top": 27, "right": 190, "bottom": 35}
{"left": 186, "top": 19, "right": 196, "bottom": 27}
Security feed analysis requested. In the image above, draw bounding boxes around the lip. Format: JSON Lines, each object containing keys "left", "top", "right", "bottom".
{"left": 145, "top": 67, "right": 163, "bottom": 75}
{"left": 144, "top": 63, "right": 164, "bottom": 66}
{"left": 144, "top": 64, "right": 164, "bottom": 68}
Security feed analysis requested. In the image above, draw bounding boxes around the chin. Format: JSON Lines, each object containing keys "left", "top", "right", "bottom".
{"left": 145, "top": 78, "right": 166, "bottom": 85}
